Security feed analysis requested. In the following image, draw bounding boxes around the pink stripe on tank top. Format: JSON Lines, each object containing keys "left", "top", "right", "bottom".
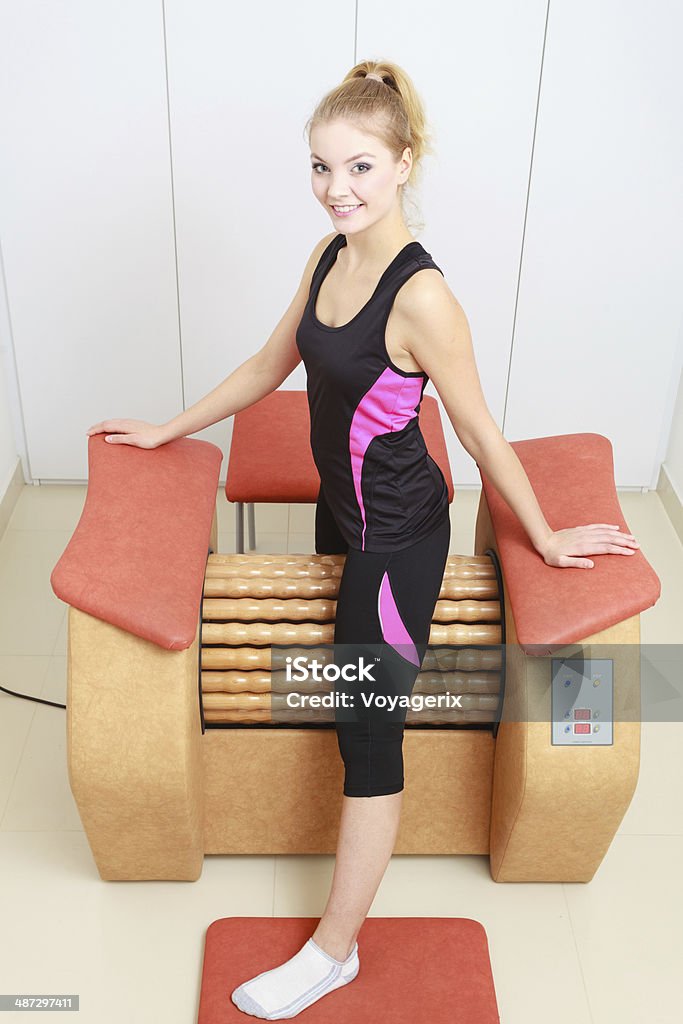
{"left": 348, "top": 367, "right": 423, "bottom": 549}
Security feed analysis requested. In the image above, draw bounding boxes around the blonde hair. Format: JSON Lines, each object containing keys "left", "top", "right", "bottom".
{"left": 304, "top": 59, "right": 436, "bottom": 236}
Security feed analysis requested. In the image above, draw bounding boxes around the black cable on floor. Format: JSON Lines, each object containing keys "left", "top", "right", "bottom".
{"left": 0, "top": 684, "right": 65, "bottom": 709}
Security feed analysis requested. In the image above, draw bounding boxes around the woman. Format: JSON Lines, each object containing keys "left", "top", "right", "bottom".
{"left": 87, "top": 60, "right": 638, "bottom": 1020}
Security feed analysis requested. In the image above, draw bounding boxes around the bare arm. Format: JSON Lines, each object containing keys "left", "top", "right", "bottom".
{"left": 159, "top": 349, "right": 278, "bottom": 443}
{"left": 398, "top": 273, "right": 555, "bottom": 552}
{"left": 160, "top": 231, "right": 337, "bottom": 442}
{"left": 87, "top": 231, "right": 338, "bottom": 446}
{"left": 398, "top": 271, "right": 639, "bottom": 567}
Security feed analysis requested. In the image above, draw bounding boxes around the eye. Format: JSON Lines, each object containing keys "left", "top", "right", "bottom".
{"left": 310, "top": 162, "right": 372, "bottom": 174}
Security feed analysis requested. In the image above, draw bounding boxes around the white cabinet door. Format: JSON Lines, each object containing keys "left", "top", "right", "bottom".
{"left": 361, "top": 0, "right": 682, "bottom": 487}
{"left": 502, "top": 0, "right": 683, "bottom": 486}
{"left": 163, "top": 1, "right": 355, "bottom": 466}
{"left": 0, "top": 1, "right": 183, "bottom": 480}
{"left": 360, "top": 0, "right": 549, "bottom": 486}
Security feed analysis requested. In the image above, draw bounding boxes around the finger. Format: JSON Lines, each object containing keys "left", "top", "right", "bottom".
{"left": 607, "top": 532, "right": 638, "bottom": 546}
{"left": 88, "top": 422, "right": 121, "bottom": 436}
{"left": 610, "top": 534, "right": 639, "bottom": 547}
{"left": 585, "top": 528, "right": 637, "bottom": 544}
{"left": 586, "top": 544, "right": 636, "bottom": 556}
{"left": 554, "top": 554, "right": 594, "bottom": 569}
{"left": 105, "top": 435, "right": 138, "bottom": 446}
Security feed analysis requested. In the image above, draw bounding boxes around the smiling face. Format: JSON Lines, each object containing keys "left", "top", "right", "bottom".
{"left": 310, "top": 119, "right": 412, "bottom": 233}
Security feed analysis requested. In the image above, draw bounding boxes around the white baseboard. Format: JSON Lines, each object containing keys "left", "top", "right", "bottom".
{"left": 657, "top": 462, "right": 683, "bottom": 546}
{"left": 0, "top": 457, "right": 25, "bottom": 541}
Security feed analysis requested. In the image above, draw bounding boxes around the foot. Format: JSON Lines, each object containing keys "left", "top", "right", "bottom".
{"left": 230, "top": 936, "right": 359, "bottom": 1020}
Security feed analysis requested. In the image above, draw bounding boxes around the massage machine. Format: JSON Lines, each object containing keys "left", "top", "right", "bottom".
{"left": 50, "top": 430, "right": 660, "bottom": 882}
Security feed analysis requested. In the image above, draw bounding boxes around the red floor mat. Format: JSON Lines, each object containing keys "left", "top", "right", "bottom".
{"left": 198, "top": 916, "right": 500, "bottom": 1023}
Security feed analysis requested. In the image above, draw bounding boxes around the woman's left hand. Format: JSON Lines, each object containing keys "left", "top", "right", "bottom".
{"left": 539, "top": 524, "right": 639, "bottom": 569}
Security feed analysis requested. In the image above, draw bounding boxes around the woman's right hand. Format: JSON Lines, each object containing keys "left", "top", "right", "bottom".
{"left": 85, "top": 419, "right": 169, "bottom": 449}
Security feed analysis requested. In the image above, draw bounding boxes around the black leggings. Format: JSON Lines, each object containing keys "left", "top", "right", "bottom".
{"left": 315, "top": 486, "right": 451, "bottom": 797}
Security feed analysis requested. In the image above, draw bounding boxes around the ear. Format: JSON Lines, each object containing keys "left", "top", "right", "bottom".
{"left": 400, "top": 146, "right": 413, "bottom": 182}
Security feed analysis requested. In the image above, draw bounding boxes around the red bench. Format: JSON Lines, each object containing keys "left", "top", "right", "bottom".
{"left": 225, "top": 389, "right": 454, "bottom": 552}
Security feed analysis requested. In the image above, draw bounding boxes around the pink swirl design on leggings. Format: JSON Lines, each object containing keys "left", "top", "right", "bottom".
{"left": 377, "top": 569, "right": 420, "bottom": 666}
{"left": 349, "top": 367, "right": 424, "bottom": 549}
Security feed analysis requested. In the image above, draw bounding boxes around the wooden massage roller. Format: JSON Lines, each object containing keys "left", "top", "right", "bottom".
{"left": 200, "top": 551, "right": 504, "bottom": 726}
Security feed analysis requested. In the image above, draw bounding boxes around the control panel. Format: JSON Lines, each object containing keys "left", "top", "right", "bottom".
{"left": 551, "top": 658, "right": 613, "bottom": 745}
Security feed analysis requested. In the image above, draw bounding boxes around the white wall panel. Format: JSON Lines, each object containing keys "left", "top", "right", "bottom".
{"left": 164, "top": 0, "right": 356, "bottom": 463}
{"left": 0, "top": 1, "right": 679, "bottom": 491}
{"left": 0, "top": 1, "right": 182, "bottom": 480}
{"left": 359, "top": 0, "right": 548, "bottom": 486}
{"left": 505, "top": 0, "right": 683, "bottom": 486}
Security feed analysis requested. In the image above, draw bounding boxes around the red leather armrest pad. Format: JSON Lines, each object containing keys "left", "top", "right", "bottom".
{"left": 225, "top": 389, "right": 454, "bottom": 503}
{"left": 50, "top": 434, "right": 223, "bottom": 650}
{"left": 479, "top": 433, "right": 661, "bottom": 653}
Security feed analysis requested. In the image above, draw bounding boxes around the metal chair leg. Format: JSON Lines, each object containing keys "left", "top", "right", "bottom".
{"left": 247, "top": 502, "right": 256, "bottom": 550}
{"left": 235, "top": 502, "right": 244, "bottom": 553}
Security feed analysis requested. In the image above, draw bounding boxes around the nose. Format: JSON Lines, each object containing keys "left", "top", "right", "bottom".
{"left": 325, "top": 175, "right": 355, "bottom": 201}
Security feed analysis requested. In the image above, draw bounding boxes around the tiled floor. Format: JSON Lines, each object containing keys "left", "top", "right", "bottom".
{"left": 0, "top": 484, "right": 681, "bottom": 1023}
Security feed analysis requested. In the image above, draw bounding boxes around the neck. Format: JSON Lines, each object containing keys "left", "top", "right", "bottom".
{"left": 339, "top": 222, "right": 415, "bottom": 275}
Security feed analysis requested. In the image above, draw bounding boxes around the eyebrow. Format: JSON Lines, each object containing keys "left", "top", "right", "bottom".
{"left": 310, "top": 152, "right": 376, "bottom": 163}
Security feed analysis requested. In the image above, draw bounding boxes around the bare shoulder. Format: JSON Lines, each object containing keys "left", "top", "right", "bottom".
{"left": 298, "top": 231, "right": 340, "bottom": 293}
{"left": 395, "top": 266, "right": 471, "bottom": 342}
{"left": 255, "top": 232, "right": 341, "bottom": 386}
{"left": 393, "top": 264, "right": 474, "bottom": 367}
{"left": 394, "top": 266, "right": 465, "bottom": 324}
{"left": 311, "top": 230, "right": 340, "bottom": 261}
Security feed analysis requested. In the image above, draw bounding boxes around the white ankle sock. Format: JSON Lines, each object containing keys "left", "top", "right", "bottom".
{"left": 230, "top": 936, "right": 359, "bottom": 1020}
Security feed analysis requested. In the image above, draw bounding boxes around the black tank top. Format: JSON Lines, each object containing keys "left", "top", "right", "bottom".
{"left": 295, "top": 232, "right": 449, "bottom": 552}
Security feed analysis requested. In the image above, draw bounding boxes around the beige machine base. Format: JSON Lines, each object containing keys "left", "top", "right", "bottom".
{"left": 66, "top": 499, "right": 640, "bottom": 883}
